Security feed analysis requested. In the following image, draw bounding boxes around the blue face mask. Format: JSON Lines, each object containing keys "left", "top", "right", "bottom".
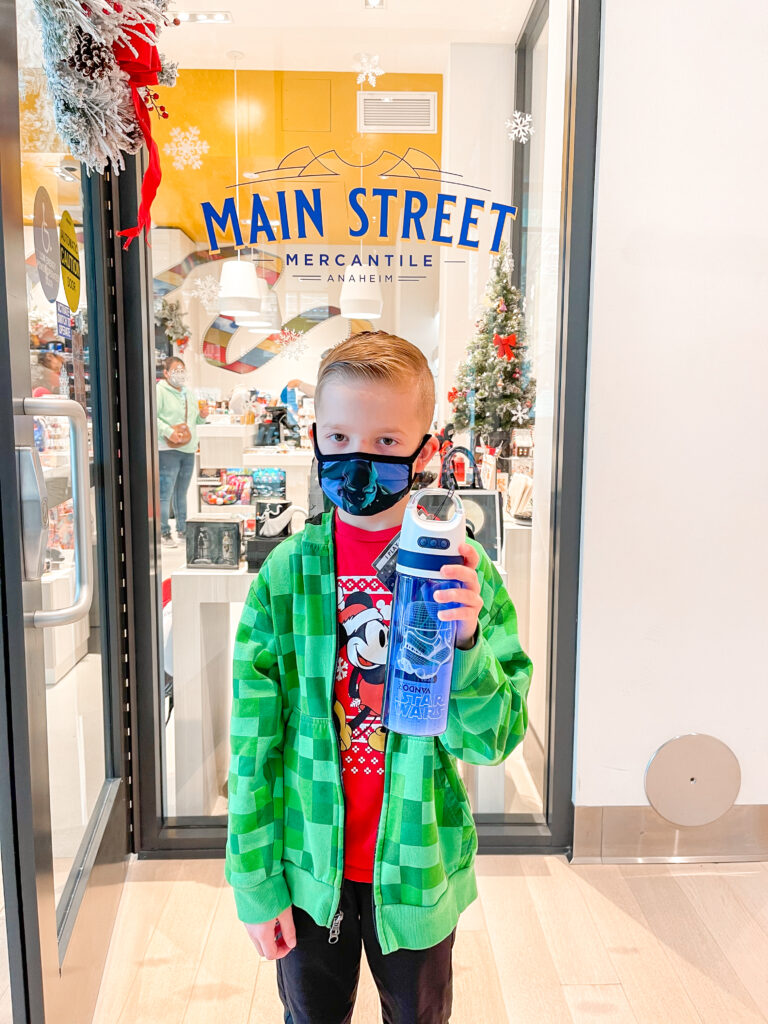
{"left": 312, "top": 426, "right": 431, "bottom": 517}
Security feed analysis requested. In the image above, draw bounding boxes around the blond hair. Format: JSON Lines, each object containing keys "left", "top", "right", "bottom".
{"left": 316, "top": 331, "right": 435, "bottom": 430}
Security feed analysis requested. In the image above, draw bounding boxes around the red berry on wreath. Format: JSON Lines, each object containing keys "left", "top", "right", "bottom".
{"left": 173, "top": 15, "right": 180, "bottom": 24}
{"left": 161, "top": 111, "right": 169, "bottom": 118}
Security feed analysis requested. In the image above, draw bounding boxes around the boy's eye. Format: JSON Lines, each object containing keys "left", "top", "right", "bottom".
{"left": 378, "top": 437, "right": 397, "bottom": 447}
{"left": 330, "top": 433, "right": 346, "bottom": 443}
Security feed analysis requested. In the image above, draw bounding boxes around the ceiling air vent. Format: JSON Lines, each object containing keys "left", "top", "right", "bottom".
{"left": 357, "top": 91, "right": 438, "bottom": 134}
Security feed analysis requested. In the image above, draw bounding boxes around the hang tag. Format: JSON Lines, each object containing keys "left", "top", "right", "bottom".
{"left": 373, "top": 531, "right": 401, "bottom": 592}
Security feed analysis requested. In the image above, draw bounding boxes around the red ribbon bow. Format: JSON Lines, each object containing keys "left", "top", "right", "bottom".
{"left": 493, "top": 332, "right": 517, "bottom": 361}
{"left": 447, "top": 386, "right": 459, "bottom": 403}
{"left": 113, "top": 24, "right": 162, "bottom": 248}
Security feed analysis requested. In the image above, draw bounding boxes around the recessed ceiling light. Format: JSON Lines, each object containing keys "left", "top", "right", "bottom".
{"left": 174, "top": 10, "right": 232, "bottom": 23}
{"left": 364, "top": 0, "right": 385, "bottom": 7}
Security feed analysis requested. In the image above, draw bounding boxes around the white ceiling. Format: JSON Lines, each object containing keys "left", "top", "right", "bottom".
{"left": 164, "top": 0, "right": 531, "bottom": 72}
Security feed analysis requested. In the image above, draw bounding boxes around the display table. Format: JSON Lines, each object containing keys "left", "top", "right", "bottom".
{"left": 242, "top": 447, "right": 314, "bottom": 510}
{"left": 171, "top": 564, "right": 253, "bottom": 816}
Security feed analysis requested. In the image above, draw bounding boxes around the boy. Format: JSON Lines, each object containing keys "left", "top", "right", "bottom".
{"left": 226, "top": 331, "right": 532, "bottom": 1024}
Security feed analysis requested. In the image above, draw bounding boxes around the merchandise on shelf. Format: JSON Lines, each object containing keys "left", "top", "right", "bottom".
{"left": 250, "top": 467, "right": 287, "bottom": 498}
{"left": 201, "top": 469, "right": 252, "bottom": 506}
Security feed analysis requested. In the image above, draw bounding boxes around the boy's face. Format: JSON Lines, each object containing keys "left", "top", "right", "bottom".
{"left": 314, "top": 377, "right": 438, "bottom": 529}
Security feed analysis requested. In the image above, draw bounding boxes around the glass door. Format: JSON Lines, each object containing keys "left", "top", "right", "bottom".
{"left": 0, "top": 0, "right": 132, "bottom": 1017}
{"left": 130, "top": 0, "right": 599, "bottom": 858}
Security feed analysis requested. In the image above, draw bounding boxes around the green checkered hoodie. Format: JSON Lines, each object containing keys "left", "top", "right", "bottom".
{"left": 225, "top": 511, "right": 532, "bottom": 954}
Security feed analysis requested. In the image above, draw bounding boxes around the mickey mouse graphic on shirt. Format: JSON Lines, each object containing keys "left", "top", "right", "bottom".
{"left": 333, "top": 591, "right": 389, "bottom": 753}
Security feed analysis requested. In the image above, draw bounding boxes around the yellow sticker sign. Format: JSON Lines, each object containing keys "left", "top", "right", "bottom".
{"left": 59, "top": 210, "right": 81, "bottom": 313}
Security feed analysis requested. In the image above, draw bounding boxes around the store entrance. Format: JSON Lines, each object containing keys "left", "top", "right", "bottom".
{"left": 0, "top": 0, "right": 133, "bottom": 1018}
{"left": 130, "top": 0, "right": 596, "bottom": 858}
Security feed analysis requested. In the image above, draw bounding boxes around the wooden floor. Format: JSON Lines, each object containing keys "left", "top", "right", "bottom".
{"left": 92, "top": 855, "right": 768, "bottom": 1024}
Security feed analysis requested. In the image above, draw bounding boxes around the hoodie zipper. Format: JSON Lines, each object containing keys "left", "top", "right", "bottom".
{"left": 328, "top": 521, "right": 346, "bottom": 941}
{"left": 324, "top": 514, "right": 384, "bottom": 948}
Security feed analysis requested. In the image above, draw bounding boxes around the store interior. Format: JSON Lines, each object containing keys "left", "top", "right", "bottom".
{"left": 21, "top": 0, "right": 565, "bottom": 838}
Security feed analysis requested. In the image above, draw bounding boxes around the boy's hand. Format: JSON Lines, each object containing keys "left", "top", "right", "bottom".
{"left": 244, "top": 906, "right": 297, "bottom": 960}
{"left": 436, "top": 543, "right": 482, "bottom": 649}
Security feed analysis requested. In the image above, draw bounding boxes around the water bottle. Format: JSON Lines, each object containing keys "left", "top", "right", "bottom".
{"left": 382, "top": 489, "right": 466, "bottom": 737}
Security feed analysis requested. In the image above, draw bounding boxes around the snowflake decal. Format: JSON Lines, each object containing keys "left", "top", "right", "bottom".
{"left": 277, "top": 329, "right": 308, "bottom": 361}
{"left": 355, "top": 53, "right": 385, "bottom": 88}
{"left": 505, "top": 111, "right": 534, "bottom": 144}
{"left": 510, "top": 401, "right": 530, "bottom": 425}
{"left": 185, "top": 273, "right": 221, "bottom": 312}
{"left": 163, "top": 125, "right": 210, "bottom": 170}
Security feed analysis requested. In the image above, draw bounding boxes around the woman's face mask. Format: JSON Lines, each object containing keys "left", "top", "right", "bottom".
{"left": 169, "top": 369, "right": 186, "bottom": 388}
{"left": 312, "top": 425, "right": 430, "bottom": 516}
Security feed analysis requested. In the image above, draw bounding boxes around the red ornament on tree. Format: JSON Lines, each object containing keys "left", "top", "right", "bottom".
{"left": 493, "top": 332, "right": 517, "bottom": 361}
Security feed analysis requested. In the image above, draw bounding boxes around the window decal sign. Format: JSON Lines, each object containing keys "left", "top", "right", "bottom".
{"left": 200, "top": 148, "right": 516, "bottom": 259}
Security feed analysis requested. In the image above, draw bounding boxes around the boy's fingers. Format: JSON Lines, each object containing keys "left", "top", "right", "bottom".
{"left": 438, "top": 606, "right": 480, "bottom": 622}
{"left": 434, "top": 587, "right": 482, "bottom": 607}
{"left": 261, "top": 933, "right": 278, "bottom": 959}
{"left": 458, "top": 542, "right": 480, "bottom": 568}
{"left": 440, "top": 564, "right": 480, "bottom": 590}
{"left": 278, "top": 907, "right": 297, "bottom": 949}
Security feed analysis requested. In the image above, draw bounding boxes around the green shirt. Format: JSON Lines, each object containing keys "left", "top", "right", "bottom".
{"left": 225, "top": 511, "right": 533, "bottom": 953}
{"left": 156, "top": 379, "right": 205, "bottom": 454}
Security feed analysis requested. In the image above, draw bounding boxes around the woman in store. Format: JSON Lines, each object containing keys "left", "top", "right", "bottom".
{"left": 157, "top": 356, "right": 209, "bottom": 547}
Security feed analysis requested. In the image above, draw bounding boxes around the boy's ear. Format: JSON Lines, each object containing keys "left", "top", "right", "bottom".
{"left": 416, "top": 435, "right": 439, "bottom": 469}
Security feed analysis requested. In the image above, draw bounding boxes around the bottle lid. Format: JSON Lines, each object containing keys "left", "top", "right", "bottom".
{"left": 395, "top": 488, "right": 466, "bottom": 578}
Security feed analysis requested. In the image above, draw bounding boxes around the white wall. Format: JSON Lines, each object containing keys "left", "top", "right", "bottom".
{"left": 437, "top": 43, "right": 515, "bottom": 426}
{"left": 574, "top": 0, "right": 768, "bottom": 806}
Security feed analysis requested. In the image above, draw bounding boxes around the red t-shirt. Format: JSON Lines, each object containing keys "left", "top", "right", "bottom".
{"left": 333, "top": 510, "right": 400, "bottom": 882}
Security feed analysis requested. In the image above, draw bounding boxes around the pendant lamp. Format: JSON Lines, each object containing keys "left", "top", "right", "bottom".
{"left": 339, "top": 151, "right": 383, "bottom": 320}
{"left": 219, "top": 259, "right": 268, "bottom": 317}
{"left": 217, "top": 51, "right": 266, "bottom": 318}
{"left": 244, "top": 290, "right": 282, "bottom": 330}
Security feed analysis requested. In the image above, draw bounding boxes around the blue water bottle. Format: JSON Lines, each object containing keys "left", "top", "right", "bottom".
{"left": 382, "top": 488, "right": 466, "bottom": 737}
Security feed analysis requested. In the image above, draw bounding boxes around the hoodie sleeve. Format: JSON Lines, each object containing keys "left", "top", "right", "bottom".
{"left": 225, "top": 561, "right": 290, "bottom": 923}
{"left": 438, "top": 541, "right": 533, "bottom": 766}
{"left": 156, "top": 383, "right": 175, "bottom": 440}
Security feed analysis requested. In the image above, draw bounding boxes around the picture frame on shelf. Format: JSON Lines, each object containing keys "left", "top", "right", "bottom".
{"left": 186, "top": 515, "right": 242, "bottom": 569}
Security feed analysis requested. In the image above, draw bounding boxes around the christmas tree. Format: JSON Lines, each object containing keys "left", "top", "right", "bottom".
{"left": 450, "top": 243, "right": 536, "bottom": 443}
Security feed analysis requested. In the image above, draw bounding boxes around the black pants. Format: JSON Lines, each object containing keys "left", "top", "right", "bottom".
{"left": 276, "top": 880, "right": 456, "bottom": 1024}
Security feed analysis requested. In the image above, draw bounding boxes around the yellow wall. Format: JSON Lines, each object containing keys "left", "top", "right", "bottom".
{"left": 153, "top": 69, "right": 443, "bottom": 246}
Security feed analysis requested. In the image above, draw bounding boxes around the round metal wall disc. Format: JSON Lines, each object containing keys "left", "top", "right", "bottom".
{"left": 644, "top": 733, "right": 741, "bottom": 827}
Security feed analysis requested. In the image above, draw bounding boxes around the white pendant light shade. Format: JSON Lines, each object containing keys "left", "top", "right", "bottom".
{"left": 218, "top": 259, "right": 269, "bottom": 318}
{"left": 339, "top": 269, "right": 383, "bottom": 319}
{"left": 220, "top": 296, "right": 262, "bottom": 318}
{"left": 244, "top": 291, "right": 281, "bottom": 331}
{"left": 219, "top": 259, "right": 263, "bottom": 298}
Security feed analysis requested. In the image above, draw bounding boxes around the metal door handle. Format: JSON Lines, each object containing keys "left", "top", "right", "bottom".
{"left": 18, "top": 397, "right": 94, "bottom": 628}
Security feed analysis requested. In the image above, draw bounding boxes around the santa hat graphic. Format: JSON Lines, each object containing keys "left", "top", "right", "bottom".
{"left": 339, "top": 594, "right": 379, "bottom": 635}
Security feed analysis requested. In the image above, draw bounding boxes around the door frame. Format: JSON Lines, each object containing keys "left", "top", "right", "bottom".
{"left": 127, "top": 0, "right": 601, "bottom": 859}
{"left": 0, "top": 3, "right": 134, "bottom": 1016}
